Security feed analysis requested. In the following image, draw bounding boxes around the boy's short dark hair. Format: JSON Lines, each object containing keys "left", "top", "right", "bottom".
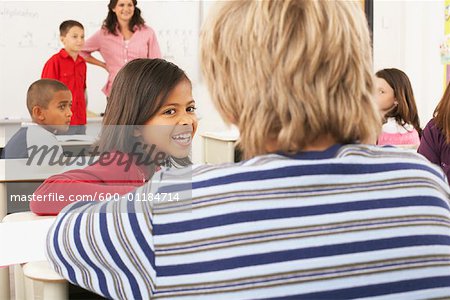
{"left": 26, "top": 79, "right": 69, "bottom": 115}
{"left": 59, "top": 20, "right": 84, "bottom": 36}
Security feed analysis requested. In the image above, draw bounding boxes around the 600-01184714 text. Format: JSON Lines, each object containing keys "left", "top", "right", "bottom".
{"left": 125, "top": 192, "right": 180, "bottom": 202}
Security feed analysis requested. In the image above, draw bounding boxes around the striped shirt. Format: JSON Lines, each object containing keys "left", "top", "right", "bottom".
{"left": 46, "top": 144, "right": 450, "bottom": 299}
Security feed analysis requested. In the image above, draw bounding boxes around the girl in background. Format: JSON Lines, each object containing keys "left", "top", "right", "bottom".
{"left": 32, "top": 58, "right": 197, "bottom": 215}
{"left": 375, "top": 68, "right": 421, "bottom": 145}
{"left": 418, "top": 81, "right": 450, "bottom": 183}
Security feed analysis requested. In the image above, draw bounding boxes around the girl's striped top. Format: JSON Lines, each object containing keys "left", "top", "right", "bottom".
{"left": 46, "top": 144, "right": 450, "bottom": 299}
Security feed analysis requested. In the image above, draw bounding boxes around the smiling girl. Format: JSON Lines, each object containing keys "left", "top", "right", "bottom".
{"left": 31, "top": 58, "right": 197, "bottom": 215}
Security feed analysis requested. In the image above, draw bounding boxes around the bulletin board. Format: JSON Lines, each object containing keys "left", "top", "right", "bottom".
{"left": 443, "top": 0, "right": 450, "bottom": 85}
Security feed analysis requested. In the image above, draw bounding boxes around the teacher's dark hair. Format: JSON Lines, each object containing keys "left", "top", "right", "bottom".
{"left": 103, "top": 0, "right": 145, "bottom": 35}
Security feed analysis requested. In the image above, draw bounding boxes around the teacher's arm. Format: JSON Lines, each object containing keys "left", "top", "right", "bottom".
{"left": 80, "top": 29, "right": 108, "bottom": 71}
{"left": 147, "top": 27, "right": 162, "bottom": 58}
{"left": 84, "top": 56, "right": 107, "bottom": 70}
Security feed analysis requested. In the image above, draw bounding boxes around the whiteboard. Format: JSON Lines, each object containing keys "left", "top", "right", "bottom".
{"left": 0, "top": 0, "right": 201, "bottom": 119}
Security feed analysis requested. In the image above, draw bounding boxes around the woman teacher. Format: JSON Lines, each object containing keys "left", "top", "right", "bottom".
{"left": 81, "top": 0, "right": 161, "bottom": 97}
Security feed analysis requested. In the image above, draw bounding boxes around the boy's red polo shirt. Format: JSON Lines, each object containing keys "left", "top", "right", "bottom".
{"left": 42, "top": 49, "right": 87, "bottom": 125}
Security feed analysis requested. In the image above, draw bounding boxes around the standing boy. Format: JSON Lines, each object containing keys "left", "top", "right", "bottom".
{"left": 42, "top": 20, "right": 86, "bottom": 134}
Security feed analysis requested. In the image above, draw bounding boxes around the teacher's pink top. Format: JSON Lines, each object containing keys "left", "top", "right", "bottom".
{"left": 81, "top": 25, "right": 161, "bottom": 96}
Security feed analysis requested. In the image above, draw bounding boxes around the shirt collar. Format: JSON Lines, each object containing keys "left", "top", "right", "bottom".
{"left": 277, "top": 144, "right": 343, "bottom": 160}
{"left": 59, "top": 48, "right": 84, "bottom": 63}
{"left": 59, "top": 48, "right": 70, "bottom": 58}
{"left": 114, "top": 24, "right": 140, "bottom": 35}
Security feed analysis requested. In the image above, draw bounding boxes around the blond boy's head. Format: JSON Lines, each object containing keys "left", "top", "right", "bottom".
{"left": 27, "top": 79, "right": 73, "bottom": 133}
{"left": 200, "top": 0, "right": 381, "bottom": 158}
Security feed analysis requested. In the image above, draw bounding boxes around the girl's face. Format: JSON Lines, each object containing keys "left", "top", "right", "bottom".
{"left": 375, "top": 77, "right": 396, "bottom": 114}
{"left": 140, "top": 79, "right": 198, "bottom": 159}
{"left": 113, "top": 0, "right": 135, "bottom": 24}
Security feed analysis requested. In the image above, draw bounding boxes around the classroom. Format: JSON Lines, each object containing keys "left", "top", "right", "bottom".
{"left": 1, "top": 0, "right": 450, "bottom": 299}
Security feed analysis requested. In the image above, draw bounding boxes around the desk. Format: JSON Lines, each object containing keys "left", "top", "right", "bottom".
{"left": 0, "top": 119, "right": 23, "bottom": 151}
{"left": 0, "top": 117, "right": 103, "bottom": 148}
{"left": 57, "top": 135, "right": 97, "bottom": 157}
{"left": 0, "top": 158, "right": 95, "bottom": 219}
{"left": 201, "top": 130, "right": 240, "bottom": 164}
{"left": 0, "top": 158, "right": 93, "bottom": 300}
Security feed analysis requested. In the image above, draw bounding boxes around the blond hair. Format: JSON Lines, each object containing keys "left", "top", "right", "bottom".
{"left": 200, "top": 0, "right": 381, "bottom": 158}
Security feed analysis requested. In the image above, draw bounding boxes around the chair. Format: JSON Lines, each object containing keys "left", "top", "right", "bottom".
{"left": 23, "top": 261, "right": 68, "bottom": 300}
{"left": 2, "top": 212, "right": 67, "bottom": 300}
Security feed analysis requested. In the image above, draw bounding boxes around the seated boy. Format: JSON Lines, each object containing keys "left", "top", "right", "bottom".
{"left": 46, "top": 1, "right": 450, "bottom": 299}
{"left": 1, "top": 79, "right": 72, "bottom": 159}
{"left": 42, "top": 20, "right": 86, "bottom": 135}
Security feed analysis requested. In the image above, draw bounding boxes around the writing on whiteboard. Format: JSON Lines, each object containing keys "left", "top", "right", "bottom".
{"left": 0, "top": 8, "right": 38, "bottom": 19}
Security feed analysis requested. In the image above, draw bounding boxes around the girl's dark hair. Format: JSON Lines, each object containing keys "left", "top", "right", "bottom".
{"left": 96, "top": 58, "right": 191, "bottom": 171}
{"left": 376, "top": 68, "right": 422, "bottom": 136}
{"left": 434, "top": 81, "right": 450, "bottom": 143}
{"left": 102, "top": 0, "right": 145, "bottom": 35}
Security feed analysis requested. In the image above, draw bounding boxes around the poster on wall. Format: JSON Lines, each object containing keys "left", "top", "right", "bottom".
{"left": 444, "top": 0, "right": 450, "bottom": 85}
{"left": 441, "top": 1, "right": 450, "bottom": 63}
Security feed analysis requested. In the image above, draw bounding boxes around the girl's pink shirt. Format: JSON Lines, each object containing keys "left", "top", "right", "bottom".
{"left": 377, "top": 117, "right": 420, "bottom": 146}
{"left": 377, "top": 130, "right": 420, "bottom": 146}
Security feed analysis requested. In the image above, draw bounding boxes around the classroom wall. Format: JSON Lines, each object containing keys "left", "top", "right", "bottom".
{"left": 0, "top": 0, "right": 223, "bottom": 164}
{"left": 196, "top": 0, "right": 447, "bottom": 137}
{"left": 195, "top": 0, "right": 447, "bottom": 161}
{"left": 373, "top": 0, "right": 444, "bottom": 126}
{"left": 191, "top": 1, "right": 230, "bottom": 163}
{"left": 0, "top": 1, "right": 445, "bottom": 164}
{"left": 0, "top": 0, "right": 201, "bottom": 118}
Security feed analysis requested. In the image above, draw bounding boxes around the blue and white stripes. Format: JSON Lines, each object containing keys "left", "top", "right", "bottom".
{"left": 47, "top": 144, "right": 450, "bottom": 299}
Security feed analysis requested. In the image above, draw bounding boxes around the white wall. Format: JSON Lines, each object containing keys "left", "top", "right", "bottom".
{"left": 190, "top": 1, "right": 230, "bottom": 163}
{"left": 194, "top": 0, "right": 448, "bottom": 163}
{"left": 1, "top": 1, "right": 445, "bottom": 163}
{"left": 0, "top": 0, "right": 201, "bottom": 119}
{"left": 373, "top": 0, "right": 445, "bottom": 126}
